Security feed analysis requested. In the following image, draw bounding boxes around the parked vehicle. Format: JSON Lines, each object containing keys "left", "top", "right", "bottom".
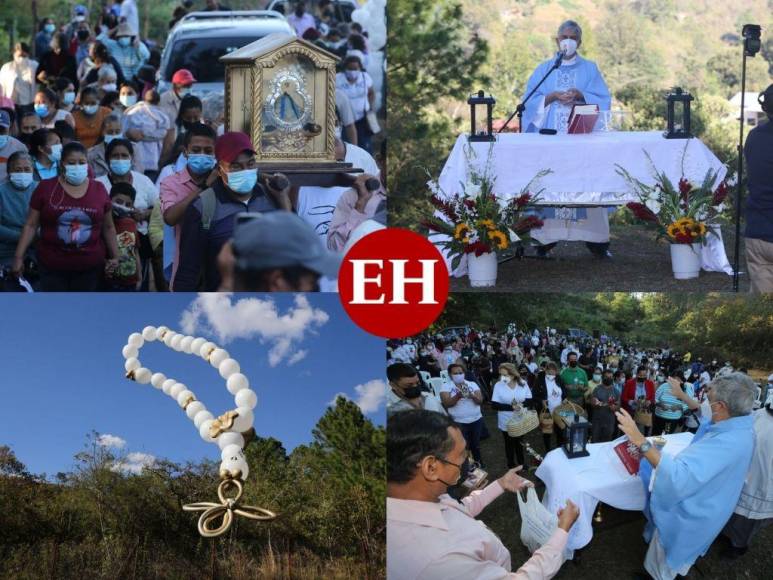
{"left": 266, "top": 0, "right": 359, "bottom": 23}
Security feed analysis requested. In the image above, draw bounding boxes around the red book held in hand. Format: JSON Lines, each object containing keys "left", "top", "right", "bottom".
{"left": 568, "top": 104, "right": 599, "bottom": 134}
{"left": 614, "top": 439, "right": 642, "bottom": 475}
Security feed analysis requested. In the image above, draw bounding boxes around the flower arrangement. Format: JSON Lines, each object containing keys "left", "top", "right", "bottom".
{"left": 616, "top": 152, "right": 729, "bottom": 245}
{"left": 423, "top": 144, "right": 550, "bottom": 270}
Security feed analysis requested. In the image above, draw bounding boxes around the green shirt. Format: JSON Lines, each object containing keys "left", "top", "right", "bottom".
{"left": 560, "top": 367, "right": 588, "bottom": 402}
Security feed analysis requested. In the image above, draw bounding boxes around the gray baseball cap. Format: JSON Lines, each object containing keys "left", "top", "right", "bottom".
{"left": 232, "top": 211, "right": 342, "bottom": 278}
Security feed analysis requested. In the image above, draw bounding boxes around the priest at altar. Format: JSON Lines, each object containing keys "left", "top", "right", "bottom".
{"left": 521, "top": 20, "right": 614, "bottom": 258}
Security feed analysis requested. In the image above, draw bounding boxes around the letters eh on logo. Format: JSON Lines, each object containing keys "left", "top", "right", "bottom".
{"left": 338, "top": 229, "right": 449, "bottom": 338}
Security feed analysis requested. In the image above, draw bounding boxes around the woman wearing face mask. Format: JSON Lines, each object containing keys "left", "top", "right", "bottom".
{"left": 96, "top": 65, "right": 119, "bottom": 97}
{"left": 160, "top": 95, "right": 204, "bottom": 169}
{"left": 12, "top": 142, "right": 120, "bottom": 291}
{"left": 53, "top": 77, "right": 77, "bottom": 112}
{"left": 37, "top": 33, "right": 78, "bottom": 86}
{"left": 116, "top": 83, "right": 139, "bottom": 114}
{"left": 33, "top": 88, "right": 75, "bottom": 129}
{"left": 534, "top": 361, "right": 567, "bottom": 451}
{"left": 35, "top": 19, "right": 56, "bottom": 61}
{"left": 96, "top": 138, "right": 158, "bottom": 290}
{"left": 335, "top": 55, "right": 375, "bottom": 154}
{"left": 88, "top": 113, "right": 143, "bottom": 177}
{"left": 72, "top": 87, "right": 113, "bottom": 148}
{"left": 0, "top": 152, "right": 37, "bottom": 267}
{"left": 0, "top": 43, "right": 39, "bottom": 107}
{"left": 439, "top": 363, "right": 484, "bottom": 464}
{"left": 29, "top": 128, "right": 62, "bottom": 182}
{"left": 491, "top": 363, "right": 533, "bottom": 469}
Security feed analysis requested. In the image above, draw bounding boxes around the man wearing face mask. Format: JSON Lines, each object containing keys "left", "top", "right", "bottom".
{"left": 622, "top": 366, "right": 655, "bottom": 434}
{"left": 387, "top": 363, "right": 446, "bottom": 416}
{"left": 521, "top": 20, "right": 614, "bottom": 260}
{"left": 173, "top": 131, "right": 291, "bottom": 291}
{"left": 159, "top": 69, "right": 197, "bottom": 128}
{"left": 560, "top": 351, "right": 588, "bottom": 407}
{"left": 590, "top": 368, "right": 619, "bottom": 442}
{"left": 616, "top": 374, "right": 756, "bottom": 580}
{"left": 0, "top": 43, "right": 38, "bottom": 107}
{"left": 439, "top": 363, "right": 484, "bottom": 464}
{"left": 387, "top": 409, "right": 579, "bottom": 579}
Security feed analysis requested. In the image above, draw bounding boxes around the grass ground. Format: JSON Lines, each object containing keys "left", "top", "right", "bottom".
{"left": 450, "top": 223, "right": 750, "bottom": 292}
{"left": 475, "top": 405, "right": 772, "bottom": 579}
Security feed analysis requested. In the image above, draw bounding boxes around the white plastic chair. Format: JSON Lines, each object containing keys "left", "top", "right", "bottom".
{"left": 440, "top": 369, "right": 450, "bottom": 382}
{"left": 419, "top": 370, "right": 431, "bottom": 384}
{"left": 427, "top": 377, "right": 445, "bottom": 397}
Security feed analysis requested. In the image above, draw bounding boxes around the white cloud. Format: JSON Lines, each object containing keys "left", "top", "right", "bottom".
{"left": 180, "top": 294, "right": 329, "bottom": 367}
{"left": 97, "top": 434, "right": 127, "bottom": 449}
{"left": 352, "top": 379, "right": 387, "bottom": 414}
{"left": 112, "top": 452, "right": 157, "bottom": 475}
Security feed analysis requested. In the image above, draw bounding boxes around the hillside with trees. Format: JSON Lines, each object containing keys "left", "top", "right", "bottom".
{"left": 0, "top": 398, "right": 385, "bottom": 579}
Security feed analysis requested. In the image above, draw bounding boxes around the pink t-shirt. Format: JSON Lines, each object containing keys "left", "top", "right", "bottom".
{"left": 30, "top": 177, "right": 112, "bottom": 271}
{"left": 159, "top": 167, "right": 204, "bottom": 281}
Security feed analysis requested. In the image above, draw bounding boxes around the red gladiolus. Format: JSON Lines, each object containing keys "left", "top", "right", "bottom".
{"left": 626, "top": 202, "right": 659, "bottom": 223}
{"left": 712, "top": 182, "right": 728, "bottom": 205}
{"left": 429, "top": 195, "right": 459, "bottom": 222}
{"left": 464, "top": 199, "right": 476, "bottom": 209}
{"left": 678, "top": 178, "right": 692, "bottom": 195}
{"left": 512, "top": 193, "right": 532, "bottom": 208}
{"left": 463, "top": 241, "right": 492, "bottom": 256}
{"left": 421, "top": 219, "right": 445, "bottom": 233}
{"left": 514, "top": 215, "right": 544, "bottom": 234}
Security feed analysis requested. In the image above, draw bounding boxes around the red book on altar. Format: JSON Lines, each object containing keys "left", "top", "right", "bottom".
{"left": 613, "top": 440, "right": 642, "bottom": 475}
{"left": 568, "top": 104, "right": 599, "bottom": 134}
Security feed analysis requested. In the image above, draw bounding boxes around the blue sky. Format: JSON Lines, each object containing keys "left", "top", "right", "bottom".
{"left": 0, "top": 293, "right": 385, "bottom": 478}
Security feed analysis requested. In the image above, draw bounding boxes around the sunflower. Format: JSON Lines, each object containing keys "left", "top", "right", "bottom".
{"left": 697, "top": 222, "right": 707, "bottom": 236}
{"left": 478, "top": 219, "right": 497, "bottom": 230}
{"left": 454, "top": 223, "right": 471, "bottom": 241}
{"left": 488, "top": 229, "right": 509, "bottom": 250}
{"left": 666, "top": 223, "right": 680, "bottom": 238}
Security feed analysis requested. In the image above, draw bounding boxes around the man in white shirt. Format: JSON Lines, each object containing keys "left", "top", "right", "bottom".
{"left": 287, "top": 2, "right": 316, "bottom": 37}
{"left": 387, "top": 410, "right": 579, "bottom": 579}
{"left": 0, "top": 43, "right": 38, "bottom": 106}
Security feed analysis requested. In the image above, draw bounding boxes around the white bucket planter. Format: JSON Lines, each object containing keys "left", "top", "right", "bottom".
{"left": 670, "top": 243, "right": 702, "bottom": 279}
{"left": 467, "top": 252, "right": 498, "bottom": 287}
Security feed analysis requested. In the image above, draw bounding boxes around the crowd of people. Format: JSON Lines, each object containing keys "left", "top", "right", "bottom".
{"left": 0, "top": 2, "right": 385, "bottom": 291}
{"left": 386, "top": 325, "right": 772, "bottom": 579}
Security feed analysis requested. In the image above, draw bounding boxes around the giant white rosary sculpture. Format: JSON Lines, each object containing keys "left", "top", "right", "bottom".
{"left": 122, "top": 325, "right": 277, "bottom": 537}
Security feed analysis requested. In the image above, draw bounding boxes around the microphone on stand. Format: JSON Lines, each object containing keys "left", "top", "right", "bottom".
{"left": 553, "top": 49, "right": 566, "bottom": 68}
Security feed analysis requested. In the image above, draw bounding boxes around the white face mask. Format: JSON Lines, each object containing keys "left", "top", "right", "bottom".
{"left": 593, "top": 374, "right": 602, "bottom": 382}
{"left": 451, "top": 373, "right": 465, "bottom": 384}
{"left": 500, "top": 374, "right": 510, "bottom": 381}
{"left": 546, "top": 374, "right": 556, "bottom": 381}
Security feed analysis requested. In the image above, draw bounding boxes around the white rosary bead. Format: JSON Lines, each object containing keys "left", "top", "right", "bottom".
{"left": 217, "top": 432, "right": 244, "bottom": 450}
{"left": 226, "top": 373, "right": 249, "bottom": 395}
{"left": 199, "top": 419, "right": 216, "bottom": 443}
{"left": 220, "top": 456, "right": 249, "bottom": 481}
{"left": 156, "top": 325, "right": 169, "bottom": 337}
{"left": 220, "top": 444, "right": 245, "bottom": 462}
{"left": 161, "top": 379, "right": 177, "bottom": 395}
{"left": 122, "top": 344, "right": 139, "bottom": 359}
{"left": 163, "top": 331, "right": 177, "bottom": 348}
{"left": 185, "top": 401, "right": 206, "bottom": 420}
{"left": 125, "top": 357, "right": 140, "bottom": 372}
{"left": 171, "top": 334, "right": 185, "bottom": 351}
{"left": 141, "top": 326, "right": 157, "bottom": 341}
{"left": 208, "top": 348, "right": 230, "bottom": 368}
{"left": 150, "top": 373, "right": 167, "bottom": 389}
{"left": 199, "top": 341, "right": 217, "bottom": 359}
{"left": 169, "top": 383, "right": 187, "bottom": 399}
{"left": 190, "top": 337, "right": 207, "bottom": 355}
{"left": 176, "top": 389, "right": 195, "bottom": 407}
{"left": 230, "top": 407, "right": 253, "bottom": 432}
{"left": 235, "top": 389, "right": 257, "bottom": 409}
{"left": 193, "top": 410, "right": 214, "bottom": 429}
{"left": 127, "top": 333, "right": 144, "bottom": 348}
{"left": 218, "top": 358, "right": 240, "bottom": 380}
{"left": 134, "top": 368, "right": 152, "bottom": 384}
{"left": 180, "top": 336, "right": 194, "bottom": 354}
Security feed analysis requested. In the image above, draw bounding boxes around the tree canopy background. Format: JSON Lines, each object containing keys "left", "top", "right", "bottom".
{"left": 389, "top": 0, "right": 773, "bottom": 230}
{"left": 433, "top": 292, "right": 773, "bottom": 370}
{"left": 0, "top": 397, "right": 385, "bottom": 579}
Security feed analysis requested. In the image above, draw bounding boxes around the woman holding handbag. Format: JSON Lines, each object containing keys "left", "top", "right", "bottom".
{"left": 335, "top": 55, "right": 376, "bottom": 154}
{"left": 533, "top": 361, "right": 567, "bottom": 452}
{"left": 491, "top": 363, "right": 533, "bottom": 469}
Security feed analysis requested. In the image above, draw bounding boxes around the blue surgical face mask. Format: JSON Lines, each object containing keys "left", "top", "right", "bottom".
{"left": 109, "top": 159, "right": 132, "bottom": 176}
{"left": 118, "top": 37, "right": 132, "bottom": 47}
{"left": 0, "top": 135, "right": 8, "bottom": 149}
{"left": 83, "top": 104, "right": 99, "bottom": 116}
{"left": 119, "top": 94, "right": 136, "bottom": 108}
{"left": 226, "top": 168, "right": 258, "bottom": 194}
{"left": 48, "top": 143, "right": 62, "bottom": 162}
{"left": 103, "top": 133, "right": 121, "bottom": 145}
{"left": 64, "top": 164, "right": 88, "bottom": 185}
{"left": 9, "top": 172, "right": 33, "bottom": 189}
{"left": 34, "top": 104, "right": 49, "bottom": 118}
{"left": 187, "top": 153, "right": 216, "bottom": 174}
{"left": 63, "top": 91, "right": 76, "bottom": 105}
{"left": 44, "top": 24, "right": 55, "bottom": 34}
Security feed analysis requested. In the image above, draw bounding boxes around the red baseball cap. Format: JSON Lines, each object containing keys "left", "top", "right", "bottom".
{"left": 215, "top": 132, "right": 256, "bottom": 164}
{"left": 171, "top": 69, "right": 196, "bottom": 85}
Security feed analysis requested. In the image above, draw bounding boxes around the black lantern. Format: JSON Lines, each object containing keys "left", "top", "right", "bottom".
{"left": 562, "top": 414, "right": 592, "bottom": 459}
{"left": 468, "top": 90, "right": 496, "bottom": 142}
{"left": 664, "top": 87, "right": 694, "bottom": 139}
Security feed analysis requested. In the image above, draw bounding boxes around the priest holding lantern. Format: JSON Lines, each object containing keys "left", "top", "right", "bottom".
{"left": 520, "top": 20, "right": 615, "bottom": 258}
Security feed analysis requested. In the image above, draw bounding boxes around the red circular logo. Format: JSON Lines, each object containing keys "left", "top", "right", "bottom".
{"left": 338, "top": 228, "right": 449, "bottom": 338}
